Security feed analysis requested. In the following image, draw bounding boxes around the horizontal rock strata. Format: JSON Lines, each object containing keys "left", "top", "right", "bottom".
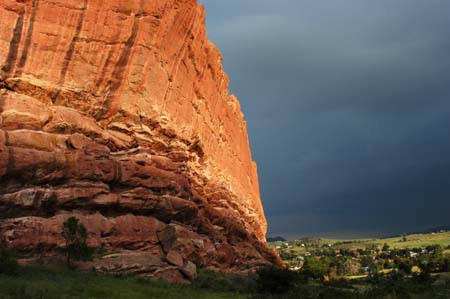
{"left": 0, "top": 0, "right": 281, "bottom": 282}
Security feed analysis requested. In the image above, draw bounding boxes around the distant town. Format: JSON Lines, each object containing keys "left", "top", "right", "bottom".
{"left": 269, "top": 230, "right": 450, "bottom": 281}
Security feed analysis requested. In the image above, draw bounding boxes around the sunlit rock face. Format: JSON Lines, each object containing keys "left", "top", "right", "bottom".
{"left": 0, "top": 0, "right": 281, "bottom": 282}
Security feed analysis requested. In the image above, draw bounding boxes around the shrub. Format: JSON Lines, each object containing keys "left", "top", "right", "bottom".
{"left": 0, "top": 225, "right": 19, "bottom": 276}
{"left": 396, "top": 260, "right": 412, "bottom": 274}
{"left": 256, "top": 266, "right": 298, "bottom": 294}
{"left": 301, "top": 256, "right": 333, "bottom": 279}
{"left": 0, "top": 245, "right": 19, "bottom": 275}
{"left": 413, "top": 270, "right": 432, "bottom": 283}
{"left": 61, "top": 216, "right": 93, "bottom": 266}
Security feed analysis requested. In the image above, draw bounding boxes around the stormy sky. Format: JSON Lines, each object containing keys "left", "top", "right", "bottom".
{"left": 200, "top": 1, "right": 450, "bottom": 239}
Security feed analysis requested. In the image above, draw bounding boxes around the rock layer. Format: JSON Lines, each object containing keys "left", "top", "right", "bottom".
{"left": 0, "top": 0, "right": 281, "bottom": 281}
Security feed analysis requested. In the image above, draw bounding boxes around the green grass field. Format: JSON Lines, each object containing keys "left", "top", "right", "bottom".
{"left": 1, "top": 258, "right": 449, "bottom": 299}
{"left": 0, "top": 266, "right": 248, "bottom": 299}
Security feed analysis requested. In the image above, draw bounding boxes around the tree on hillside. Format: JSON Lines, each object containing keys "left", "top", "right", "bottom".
{"left": 301, "top": 256, "right": 332, "bottom": 279}
{"left": 337, "top": 258, "right": 361, "bottom": 276}
{"left": 0, "top": 225, "right": 18, "bottom": 275}
{"left": 61, "top": 216, "right": 92, "bottom": 267}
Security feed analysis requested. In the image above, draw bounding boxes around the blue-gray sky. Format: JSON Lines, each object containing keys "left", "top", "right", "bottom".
{"left": 200, "top": 0, "right": 450, "bottom": 239}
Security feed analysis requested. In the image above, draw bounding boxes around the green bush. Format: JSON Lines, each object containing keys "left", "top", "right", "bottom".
{"left": 300, "top": 256, "right": 332, "bottom": 279}
{"left": 61, "top": 216, "right": 93, "bottom": 266}
{"left": 256, "top": 266, "right": 298, "bottom": 294}
{"left": 0, "top": 246, "right": 18, "bottom": 275}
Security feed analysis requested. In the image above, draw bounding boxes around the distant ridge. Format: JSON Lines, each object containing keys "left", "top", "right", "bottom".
{"left": 267, "top": 236, "right": 287, "bottom": 242}
{"left": 419, "top": 225, "right": 450, "bottom": 234}
{"left": 388, "top": 225, "right": 450, "bottom": 238}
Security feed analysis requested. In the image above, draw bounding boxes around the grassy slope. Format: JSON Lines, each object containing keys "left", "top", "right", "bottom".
{"left": 379, "top": 232, "right": 450, "bottom": 249}
{"left": 270, "top": 231, "right": 450, "bottom": 251}
{"left": 0, "top": 266, "right": 247, "bottom": 299}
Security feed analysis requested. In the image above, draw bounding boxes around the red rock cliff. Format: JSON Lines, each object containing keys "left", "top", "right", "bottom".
{"left": 0, "top": 0, "right": 281, "bottom": 282}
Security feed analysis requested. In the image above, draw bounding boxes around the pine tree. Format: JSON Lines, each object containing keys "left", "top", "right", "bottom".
{"left": 61, "top": 216, "right": 92, "bottom": 267}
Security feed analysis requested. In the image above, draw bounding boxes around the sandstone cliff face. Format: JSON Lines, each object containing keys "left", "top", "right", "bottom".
{"left": 0, "top": 0, "right": 281, "bottom": 282}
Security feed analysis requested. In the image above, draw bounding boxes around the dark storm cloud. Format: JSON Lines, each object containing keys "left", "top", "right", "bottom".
{"left": 200, "top": 0, "right": 450, "bottom": 238}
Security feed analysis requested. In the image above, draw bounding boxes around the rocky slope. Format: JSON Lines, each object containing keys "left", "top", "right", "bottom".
{"left": 0, "top": 0, "right": 281, "bottom": 282}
